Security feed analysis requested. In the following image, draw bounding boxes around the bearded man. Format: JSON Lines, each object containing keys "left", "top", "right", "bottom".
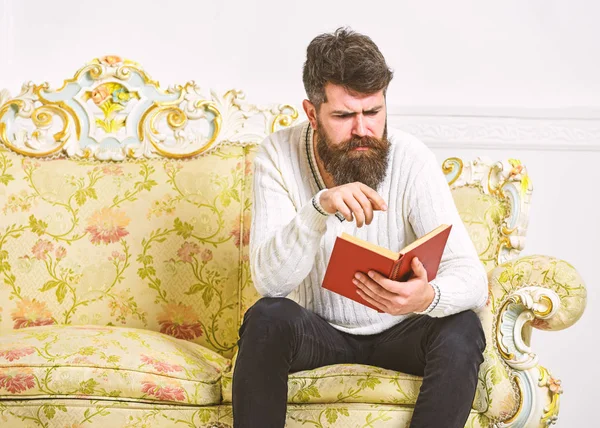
{"left": 232, "top": 27, "right": 488, "bottom": 428}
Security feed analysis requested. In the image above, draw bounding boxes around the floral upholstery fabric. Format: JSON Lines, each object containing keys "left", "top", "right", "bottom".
{"left": 239, "top": 146, "right": 261, "bottom": 319}
{"left": 223, "top": 363, "right": 421, "bottom": 406}
{"left": 472, "top": 306, "right": 518, "bottom": 420}
{"left": 0, "top": 325, "right": 230, "bottom": 405}
{"left": 0, "top": 399, "right": 223, "bottom": 427}
{"left": 280, "top": 405, "right": 491, "bottom": 428}
{"left": 0, "top": 146, "right": 253, "bottom": 359}
{"left": 488, "top": 255, "right": 587, "bottom": 330}
{"left": 450, "top": 186, "right": 509, "bottom": 272}
{"left": 0, "top": 401, "right": 490, "bottom": 428}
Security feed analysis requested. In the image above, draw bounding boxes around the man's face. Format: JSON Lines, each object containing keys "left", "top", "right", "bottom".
{"left": 314, "top": 83, "right": 390, "bottom": 190}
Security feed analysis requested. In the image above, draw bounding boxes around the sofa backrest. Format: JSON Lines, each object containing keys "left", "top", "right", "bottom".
{"left": 442, "top": 157, "right": 532, "bottom": 272}
{"left": 0, "top": 58, "right": 531, "bottom": 358}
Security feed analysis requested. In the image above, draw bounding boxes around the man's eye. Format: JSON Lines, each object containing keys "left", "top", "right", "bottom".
{"left": 365, "top": 110, "right": 380, "bottom": 116}
{"left": 336, "top": 114, "right": 352, "bottom": 119}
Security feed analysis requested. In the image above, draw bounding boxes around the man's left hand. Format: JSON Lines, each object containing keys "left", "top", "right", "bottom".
{"left": 353, "top": 257, "right": 435, "bottom": 315}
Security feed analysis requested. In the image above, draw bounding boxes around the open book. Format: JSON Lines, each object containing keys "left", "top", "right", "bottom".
{"left": 322, "top": 224, "right": 452, "bottom": 312}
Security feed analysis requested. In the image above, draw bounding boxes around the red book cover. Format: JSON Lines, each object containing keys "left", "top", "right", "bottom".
{"left": 322, "top": 224, "right": 452, "bottom": 312}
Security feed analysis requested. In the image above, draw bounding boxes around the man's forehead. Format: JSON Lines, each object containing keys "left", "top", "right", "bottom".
{"left": 322, "top": 84, "right": 385, "bottom": 112}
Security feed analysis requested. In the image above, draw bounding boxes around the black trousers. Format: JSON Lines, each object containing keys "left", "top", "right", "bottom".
{"left": 232, "top": 297, "right": 485, "bottom": 428}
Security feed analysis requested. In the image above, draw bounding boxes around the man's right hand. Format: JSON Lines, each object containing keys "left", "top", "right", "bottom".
{"left": 319, "top": 182, "right": 387, "bottom": 227}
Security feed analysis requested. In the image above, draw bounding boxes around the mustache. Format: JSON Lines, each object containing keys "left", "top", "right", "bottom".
{"left": 338, "top": 136, "right": 389, "bottom": 152}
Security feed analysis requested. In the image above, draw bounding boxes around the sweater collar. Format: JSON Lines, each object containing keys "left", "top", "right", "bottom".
{"left": 304, "top": 123, "right": 345, "bottom": 222}
{"left": 304, "top": 124, "right": 327, "bottom": 191}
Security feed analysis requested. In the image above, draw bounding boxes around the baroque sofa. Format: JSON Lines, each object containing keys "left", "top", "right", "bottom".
{"left": 0, "top": 57, "right": 587, "bottom": 427}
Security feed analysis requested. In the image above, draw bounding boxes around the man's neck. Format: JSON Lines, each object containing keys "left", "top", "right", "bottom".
{"left": 312, "top": 129, "right": 336, "bottom": 189}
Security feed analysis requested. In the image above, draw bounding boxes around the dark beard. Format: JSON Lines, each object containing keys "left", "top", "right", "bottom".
{"left": 316, "top": 121, "right": 390, "bottom": 190}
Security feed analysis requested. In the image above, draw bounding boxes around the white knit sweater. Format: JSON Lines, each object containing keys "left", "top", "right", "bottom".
{"left": 249, "top": 122, "right": 488, "bottom": 335}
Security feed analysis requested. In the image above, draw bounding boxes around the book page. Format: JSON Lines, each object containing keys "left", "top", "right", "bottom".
{"left": 399, "top": 224, "right": 450, "bottom": 255}
{"left": 340, "top": 233, "right": 399, "bottom": 260}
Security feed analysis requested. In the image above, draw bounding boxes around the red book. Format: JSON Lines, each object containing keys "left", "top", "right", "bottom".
{"left": 322, "top": 224, "right": 452, "bottom": 312}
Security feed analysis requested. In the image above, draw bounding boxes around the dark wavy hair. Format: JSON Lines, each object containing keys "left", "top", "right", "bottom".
{"left": 302, "top": 27, "right": 394, "bottom": 110}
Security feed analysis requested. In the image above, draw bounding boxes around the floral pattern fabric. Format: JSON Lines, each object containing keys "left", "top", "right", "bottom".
{"left": 0, "top": 399, "right": 223, "bottom": 428}
{"left": 0, "top": 325, "right": 230, "bottom": 405}
{"left": 222, "top": 363, "right": 422, "bottom": 406}
{"left": 0, "top": 400, "right": 490, "bottom": 428}
{"left": 0, "top": 146, "right": 252, "bottom": 359}
{"left": 471, "top": 305, "right": 518, "bottom": 420}
{"left": 488, "top": 255, "right": 587, "bottom": 330}
{"left": 450, "top": 186, "right": 508, "bottom": 272}
{"left": 280, "top": 405, "right": 491, "bottom": 428}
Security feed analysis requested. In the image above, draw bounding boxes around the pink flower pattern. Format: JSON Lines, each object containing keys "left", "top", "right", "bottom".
{"left": 0, "top": 347, "right": 35, "bottom": 362}
{"left": 55, "top": 246, "right": 67, "bottom": 260}
{"left": 230, "top": 213, "right": 250, "bottom": 248}
{"left": 200, "top": 249, "right": 213, "bottom": 262}
{"left": 157, "top": 303, "right": 203, "bottom": 340}
{"left": 0, "top": 370, "right": 36, "bottom": 393}
{"left": 31, "top": 239, "right": 54, "bottom": 261}
{"left": 11, "top": 299, "right": 55, "bottom": 329}
{"left": 102, "top": 165, "right": 124, "bottom": 176}
{"left": 177, "top": 242, "right": 201, "bottom": 263}
{"left": 85, "top": 207, "right": 130, "bottom": 245}
{"left": 140, "top": 355, "right": 183, "bottom": 373}
{"left": 141, "top": 381, "right": 185, "bottom": 402}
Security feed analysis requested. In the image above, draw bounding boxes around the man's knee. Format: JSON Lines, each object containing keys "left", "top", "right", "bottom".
{"left": 430, "top": 311, "right": 486, "bottom": 361}
{"left": 245, "top": 297, "right": 302, "bottom": 321}
{"left": 240, "top": 297, "right": 303, "bottom": 337}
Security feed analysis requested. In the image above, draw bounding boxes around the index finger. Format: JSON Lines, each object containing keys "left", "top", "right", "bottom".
{"left": 367, "top": 270, "right": 398, "bottom": 292}
{"left": 358, "top": 183, "right": 387, "bottom": 211}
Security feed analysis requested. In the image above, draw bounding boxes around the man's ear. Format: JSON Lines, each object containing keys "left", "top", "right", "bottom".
{"left": 302, "top": 99, "right": 318, "bottom": 130}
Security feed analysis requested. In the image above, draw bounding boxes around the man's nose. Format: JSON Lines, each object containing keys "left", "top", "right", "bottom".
{"left": 352, "top": 115, "right": 367, "bottom": 137}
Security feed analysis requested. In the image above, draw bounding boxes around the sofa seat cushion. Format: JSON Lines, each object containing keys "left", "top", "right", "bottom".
{"left": 0, "top": 325, "right": 231, "bottom": 405}
{"left": 222, "top": 363, "right": 422, "bottom": 405}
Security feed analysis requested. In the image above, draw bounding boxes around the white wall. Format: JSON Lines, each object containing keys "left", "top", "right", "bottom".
{"left": 2, "top": 0, "right": 600, "bottom": 107}
{"left": 1, "top": 0, "right": 598, "bottom": 426}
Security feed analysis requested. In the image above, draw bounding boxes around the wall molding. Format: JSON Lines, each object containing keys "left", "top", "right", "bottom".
{"left": 2, "top": 80, "right": 600, "bottom": 152}
{"left": 387, "top": 106, "right": 600, "bottom": 151}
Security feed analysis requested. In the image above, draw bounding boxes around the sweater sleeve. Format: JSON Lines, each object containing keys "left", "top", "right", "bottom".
{"left": 406, "top": 150, "right": 488, "bottom": 317}
{"left": 249, "top": 139, "right": 330, "bottom": 297}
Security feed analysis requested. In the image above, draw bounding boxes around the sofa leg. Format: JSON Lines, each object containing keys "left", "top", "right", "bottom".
{"left": 495, "top": 287, "right": 563, "bottom": 427}
{"left": 496, "top": 365, "right": 561, "bottom": 427}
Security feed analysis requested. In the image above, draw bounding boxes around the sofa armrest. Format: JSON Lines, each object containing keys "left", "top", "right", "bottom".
{"left": 490, "top": 254, "right": 586, "bottom": 330}
{"left": 487, "top": 254, "right": 587, "bottom": 427}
